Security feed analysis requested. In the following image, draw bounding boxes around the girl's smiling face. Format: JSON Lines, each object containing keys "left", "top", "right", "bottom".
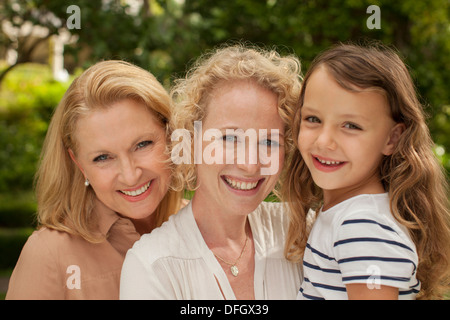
{"left": 298, "top": 66, "right": 403, "bottom": 208}
{"left": 71, "top": 99, "right": 171, "bottom": 221}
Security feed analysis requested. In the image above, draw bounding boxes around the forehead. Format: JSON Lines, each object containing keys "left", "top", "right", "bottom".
{"left": 304, "top": 67, "right": 391, "bottom": 118}
{"left": 203, "top": 79, "right": 284, "bottom": 130}
{"left": 73, "top": 99, "right": 164, "bottom": 152}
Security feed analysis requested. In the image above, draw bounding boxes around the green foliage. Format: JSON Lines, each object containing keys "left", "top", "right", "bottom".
{"left": 0, "top": 0, "right": 449, "bottom": 189}
{"left": 0, "top": 63, "right": 71, "bottom": 192}
{"left": 0, "top": 227, "right": 33, "bottom": 269}
{"left": 0, "top": 191, "right": 37, "bottom": 228}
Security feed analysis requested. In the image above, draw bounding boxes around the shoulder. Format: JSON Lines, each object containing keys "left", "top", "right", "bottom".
{"left": 127, "top": 204, "right": 198, "bottom": 266}
{"left": 333, "top": 194, "right": 410, "bottom": 238}
{"left": 21, "top": 227, "right": 77, "bottom": 256}
{"left": 11, "top": 226, "right": 90, "bottom": 276}
{"left": 6, "top": 227, "right": 73, "bottom": 299}
{"left": 249, "top": 201, "right": 290, "bottom": 254}
{"left": 332, "top": 194, "right": 389, "bottom": 218}
{"left": 251, "top": 200, "right": 288, "bottom": 222}
{"left": 329, "top": 195, "right": 419, "bottom": 291}
{"left": 332, "top": 194, "right": 418, "bottom": 264}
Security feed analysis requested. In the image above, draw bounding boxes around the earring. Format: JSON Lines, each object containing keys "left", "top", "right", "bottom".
{"left": 84, "top": 178, "right": 90, "bottom": 187}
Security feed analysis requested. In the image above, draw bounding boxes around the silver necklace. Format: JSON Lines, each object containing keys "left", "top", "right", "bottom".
{"left": 213, "top": 234, "right": 249, "bottom": 277}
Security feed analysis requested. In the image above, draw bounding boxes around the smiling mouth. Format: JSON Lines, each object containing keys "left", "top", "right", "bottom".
{"left": 314, "top": 156, "right": 345, "bottom": 166}
{"left": 119, "top": 180, "right": 152, "bottom": 197}
{"left": 222, "top": 176, "right": 262, "bottom": 191}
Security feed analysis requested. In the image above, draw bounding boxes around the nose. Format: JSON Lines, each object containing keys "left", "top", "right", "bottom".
{"left": 119, "top": 156, "right": 142, "bottom": 187}
{"left": 236, "top": 142, "right": 261, "bottom": 175}
{"left": 316, "top": 126, "right": 337, "bottom": 150}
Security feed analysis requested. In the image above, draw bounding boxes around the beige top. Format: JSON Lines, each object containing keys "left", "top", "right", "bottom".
{"left": 6, "top": 201, "right": 140, "bottom": 300}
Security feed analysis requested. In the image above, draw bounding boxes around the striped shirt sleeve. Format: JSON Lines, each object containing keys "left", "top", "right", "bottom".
{"left": 333, "top": 215, "right": 418, "bottom": 291}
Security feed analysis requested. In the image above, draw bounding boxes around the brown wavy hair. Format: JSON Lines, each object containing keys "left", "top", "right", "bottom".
{"left": 283, "top": 42, "right": 450, "bottom": 299}
{"left": 35, "top": 60, "right": 182, "bottom": 243}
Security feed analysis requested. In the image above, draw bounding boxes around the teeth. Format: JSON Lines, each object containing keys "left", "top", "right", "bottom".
{"left": 224, "top": 177, "right": 259, "bottom": 190}
{"left": 316, "top": 157, "right": 342, "bottom": 165}
{"left": 120, "top": 181, "right": 151, "bottom": 196}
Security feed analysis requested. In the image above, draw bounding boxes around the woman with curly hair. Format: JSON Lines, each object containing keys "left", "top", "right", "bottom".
{"left": 121, "top": 43, "right": 303, "bottom": 299}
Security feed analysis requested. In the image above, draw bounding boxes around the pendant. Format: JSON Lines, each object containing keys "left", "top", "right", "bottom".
{"left": 231, "top": 265, "right": 239, "bottom": 277}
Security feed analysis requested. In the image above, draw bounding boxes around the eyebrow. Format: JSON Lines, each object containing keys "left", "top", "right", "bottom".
{"left": 339, "top": 113, "right": 370, "bottom": 122}
{"left": 301, "top": 106, "right": 370, "bottom": 123}
{"left": 218, "top": 127, "right": 285, "bottom": 138}
{"left": 86, "top": 131, "right": 161, "bottom": 157}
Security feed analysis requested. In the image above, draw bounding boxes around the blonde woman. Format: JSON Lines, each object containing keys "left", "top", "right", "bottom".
{"left": 6, "top": 60, "right": 183, "bottom": 299}
{"left": 120, "top": 44, "right": 303, "bottom": 300}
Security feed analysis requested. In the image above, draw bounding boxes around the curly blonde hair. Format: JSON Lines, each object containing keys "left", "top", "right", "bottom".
{"left": 283, "top": 42, "right": 450, "bottom": 299}
{"left": 35, "top": 60, "right": 182, "bottom": 243}
{"left": 170, "top": 43, "right": 302, "bottom": 193}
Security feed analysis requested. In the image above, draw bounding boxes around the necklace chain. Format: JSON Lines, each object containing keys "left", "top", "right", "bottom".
{"left": 213, "top": 233, "right": 249, "bottom": 277}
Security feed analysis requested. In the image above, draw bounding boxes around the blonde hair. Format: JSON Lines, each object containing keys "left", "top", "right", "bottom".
{"left": 283, "top": 42, "right": 450, "bottom": 299}
{"left": 35, "top": 60, "right": 182, "bottom": 243}
{"left": 170, "top": 43, "right": 302, "bottom": 192}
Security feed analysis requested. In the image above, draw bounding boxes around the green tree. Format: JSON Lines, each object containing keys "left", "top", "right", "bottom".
{"left": 1, "top": 0, "right": 449, "bottom": 174}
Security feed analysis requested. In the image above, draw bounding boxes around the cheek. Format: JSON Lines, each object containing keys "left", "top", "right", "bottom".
{"left": 297, "top": 129, "right": 312, "bottom": 154}
{"left": 148, "top": 157, "right": 172, "bottom": 186}
{"left": 87, "top": 169, "right": 118, "bottom": 200}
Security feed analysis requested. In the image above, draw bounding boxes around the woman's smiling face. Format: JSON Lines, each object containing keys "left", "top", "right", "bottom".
{"left": 194, "top": 79, "right": 285, "bottom": 216}
{"left": 71, "top": 99, "right": 171, "bottom": 220}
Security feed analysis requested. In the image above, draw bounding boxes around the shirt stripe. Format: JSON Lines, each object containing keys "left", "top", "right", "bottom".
{"left": 306, "top": 243, "right": 336, "bottom": 261}
{"left": 341, "top": 219, "right": 396, "bottom": 233}
{"left": 304, "top": 277, "right": 347, "bottom": 292}
{"left": 303, "top": 260, "right": 341, "bottom": 274}
{"left": 343, "top": 275, "right": 411, "bottom": 283}
{"left": 333, "top": 237, "right": 415, "bottom": 252}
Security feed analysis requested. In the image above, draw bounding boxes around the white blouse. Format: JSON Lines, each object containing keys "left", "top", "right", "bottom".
{"left": 120, "top": 201, "right": 302, "bottom": 300}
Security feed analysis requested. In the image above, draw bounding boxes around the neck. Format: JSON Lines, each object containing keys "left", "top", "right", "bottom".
{"left": 323, "top": 173, "right": 385, "bottom": 211}
{"left": 191, "top": 195, "right": 249, "bottom": 247}
{"left": 129, "top": 214, "right": 156, "bottom": 235}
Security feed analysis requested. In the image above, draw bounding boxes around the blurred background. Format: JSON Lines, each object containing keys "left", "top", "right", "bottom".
{"left": 0, "top": 0, "right": 449, "bottom": 298}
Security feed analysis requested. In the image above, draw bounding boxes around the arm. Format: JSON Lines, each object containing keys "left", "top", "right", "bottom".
{"left": 346, "top": 283, "right": 399, "bottom": 300}
{"left": 334, "top": 210, "right": 419, "bottom": 301}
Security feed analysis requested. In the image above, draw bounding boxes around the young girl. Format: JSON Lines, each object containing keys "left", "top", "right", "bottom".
{"left": 283, "top": 43, "right": 450, "bottom": 300}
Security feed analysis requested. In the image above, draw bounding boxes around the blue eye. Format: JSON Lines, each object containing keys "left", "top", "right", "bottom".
{"left": 137, "top": 140, "right": 153, "bottom": 149}
{"left": 223, "top": 135, "right": 238, "bottom": 143}
{"left": 260, "top": 139, "right": 279, "bottom": 147}
{"left": 93, "top": 154, "right": 109, "bottom": 162}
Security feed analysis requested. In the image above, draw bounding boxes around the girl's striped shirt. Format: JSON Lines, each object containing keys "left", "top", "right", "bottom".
{"left": 297, "top": 193, "right": 420, "bottom": 300}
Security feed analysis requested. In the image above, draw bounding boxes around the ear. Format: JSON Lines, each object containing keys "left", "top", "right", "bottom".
{"left": 68, "top": 148, "right": 86, "bottom": 176}
{"left": 382, "top": 123, "right": 406, "bottom": 156}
